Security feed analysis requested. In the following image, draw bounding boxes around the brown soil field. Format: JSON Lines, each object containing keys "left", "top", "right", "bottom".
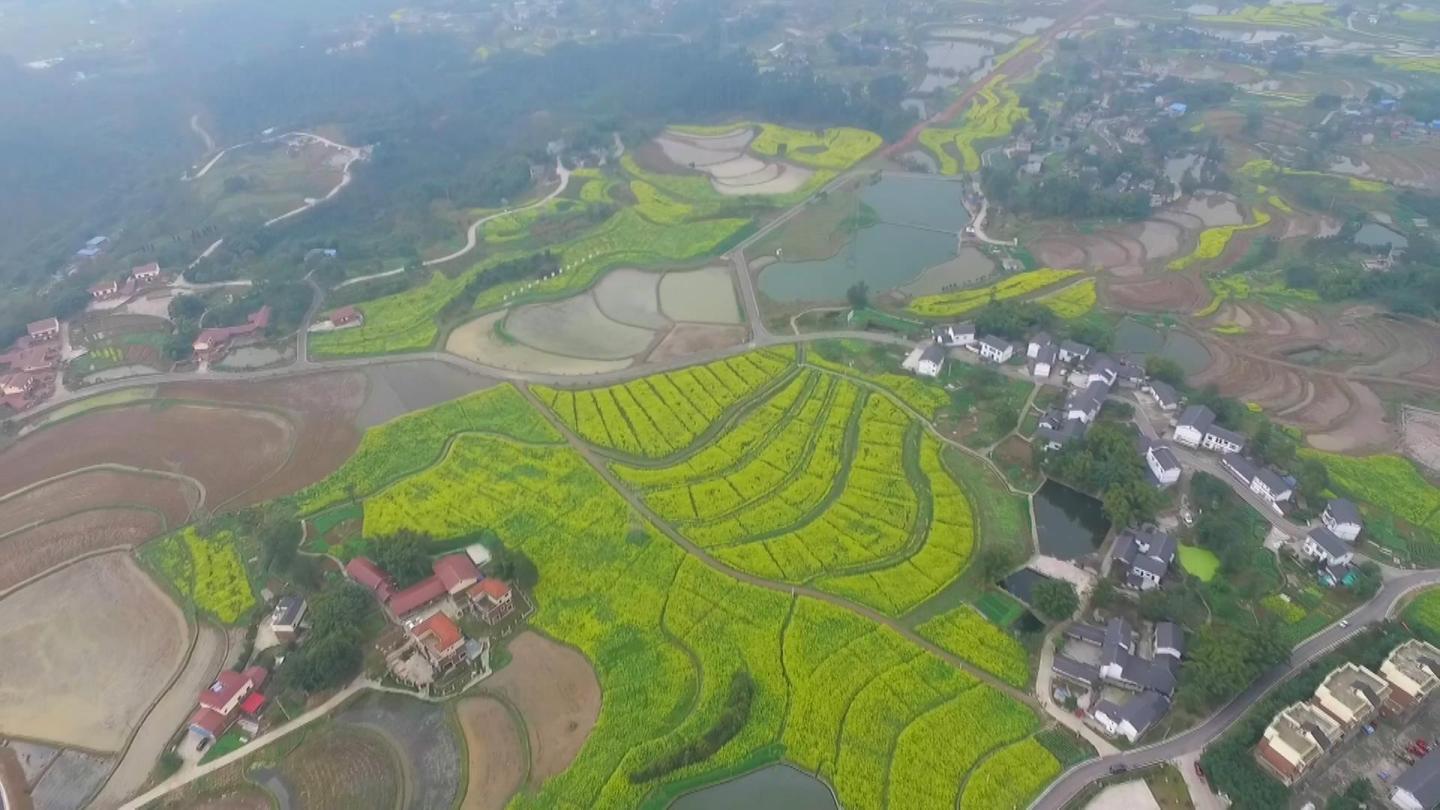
{"left": 159, "top": 371, "right": 368, "bottom": 504}
{"left": 646, "top": 324, "right": 748, "bottom": 364}
{"left": 480, "top": 632, "right": 601, "bottom": 786}
{"left": 1357, "top": 148, "right": 1440, "bottom": 190}
{"left": 0, "top": 468, "right": 199, "bottom": 538}
{"left": 0, "top": 403, "right": 292, "bottom": 509}
{"left": 458, "top": 697, "right": 525, "bottom": 810}
{"left": 0, "top": 508, "right": 166, "bottom": 594}
{"left": 181, "top": 787, "right": 274, "bottom": 810}
{"left": 0, "top": 553, "right": 186, "bottom": 752}
{"left": 1104, "top": 273, "right": 1211, "bottom": 313}
{"left": 279, "top": 725, "right": 402, "bottom": 810}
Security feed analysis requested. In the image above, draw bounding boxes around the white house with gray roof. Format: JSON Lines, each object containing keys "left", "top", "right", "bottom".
{"left": 1322, "top": 499, "right": 1362, "bottom": 541}
{"left": 1221, "top": 454, "right": 1294, "bottom": 514}
{"left": 976, "top": 335, "right": 1015, "bottom": 364}
{"left": 1302, "top": 527, "right": 1354, "bottom": 567}
{"left": 1173, "top": 405, "right": 1246, "bottom": 453}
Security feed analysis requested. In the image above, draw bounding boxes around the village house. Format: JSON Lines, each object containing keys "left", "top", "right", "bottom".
{"left": 410, "top": 612, "right": 467, "bottom": 671}
{"left": 1081, "top": 354, "right": 1119, "bottom": 388}
{"left": 1141, "top": 440, "right": 1181, "bottom": 487}
{"left": 88, "top": 278, "right": 120, "bottom": 299}
{"left": 328, "top": 306, "right": 363, "bottom": 328}
{"left": 26, "top": 318, "right": 59, "bottom": 342}
{"left": 1220, "top": 454, "right": 1294, "bottom": 514}
{"left": 2, "top": 345, "right": 58, "bottom": 373}
{"left": 1172, "top": 404, "right": 1246, "bottom": 454}
{"left": 1035, "top": 411, "right": 1085, "bottom": 451}
{"left": 902, "top": 343, "right": 947, "bottom": 378}
{"left": 186, "top": 666, "right": 269, "bottom": 748}
{"left": 193, "top": 306, "right": 271, "bottom": 362}
{"left": 1111, "top": 526, "right": 1177, "bottom": 591}
{"left": 347, "top": 553, "right": 517, "bottom": 626}
{"left": 1143, "top": 380, "right": 1181, "bottom": 412}
{"left": 975, "top": 335, "right": 1015, "bottom": 364}
{"left": 132, "top": 262, "right": 163, "bottom": 282}
{"left": 1027, "top": 332, "right": 1053, "bottom": 360}
{"left": 1058, "top": 340, "right": 1092, "bottom": 364}
{"left": 0, "top": 373, "right": 36, "bottom": 397}
{"left": 1032, "top": 342, "right": 1056, "bottom": 378}
{"left": 1255, "top": 700, "right": 1345, "bottom": 785}
{"left": 269, "top": 595, "right": 307, "bottom": 644}
{"left": 345, "top": 557, "right": 395, "bottom": 602}
{"left": 1314, "top": 662, "right": 1391, "bottom": 735}
{"left": 1302, "top": 526, "right": 1354, "bottom": 569}
{"left": 388, "top": 576, "right": 450, "bottom": 620}
{"left": 935, "top": 321, "right": 975, "bottom": 348}
{"left": 1091, "top": 691, "right": 1170, "bottom": 743}
{"left": 1392, "top": 753, "right": 1440, "bottom": 810}
{"left": 1064, "top": 381, "right": 1108, "bottom": 425}
{"left": 1321, "top": 498, "right": 1363, "bottom": 542}
{"left": 1054, "top": 619, "right": 1183, "bottom": 742}
{"left": 1380, "top": 639, "right": 1440, "bottom": 715}
{"left": 468, "top": 578, "right": 516, "bottom": 625}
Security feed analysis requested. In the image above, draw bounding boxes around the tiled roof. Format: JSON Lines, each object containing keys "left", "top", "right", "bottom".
{"left": 388, "top": 576, "right": 448, "bottom": 617}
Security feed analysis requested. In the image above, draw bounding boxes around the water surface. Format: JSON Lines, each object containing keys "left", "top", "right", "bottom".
{"left": 1032, "top": 480, "right": 1110, "bottom": 560}
{"left": 671, "top": 765, "right": 837, "bottom": 810}
{"left": 1112, "top": 318, "right": 1211, "bottom": 375}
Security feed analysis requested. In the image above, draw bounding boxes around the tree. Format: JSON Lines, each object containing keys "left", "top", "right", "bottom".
{"left": 1181, "top": 621, "right": 1288, "bottom": 709}
{"left": 259, "top": 517, "right": 302, "bottom": 574}
{"left": 1102, "top": 481, "right": 1161, "bottom": 529}
{"left": 1350, "top": 561, "right": 1382, "bottom": 600}
{"left": 846, "top": 281, "right": 869, "bottom": 310}
{"left": 1145, "top": 356, "right": 1185, "bottom": 387}
{"left": 1032, "top": 580, "right": 1079, "bottom": 621}
{"left": 977, "top": 545, "right": 1021, "bottom": 583}
{"left": 370, "top": 530, "right": 433, "bottom": 587}
{"left": 278, "top": 582, "right": 373, "bottom": 693}
{"left": 168, "top": 294, "right": 206, "bottom": 322}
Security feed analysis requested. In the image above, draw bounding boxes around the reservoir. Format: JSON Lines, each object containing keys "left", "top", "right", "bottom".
{"left": 670, "top": 765, "right": 838, "bottom": 810}
{"left": 1112, "top": 318, "right": 1211, "bottom": 375}
{"left": 1032, "top": 480, "right": 1110, "bottom": 560}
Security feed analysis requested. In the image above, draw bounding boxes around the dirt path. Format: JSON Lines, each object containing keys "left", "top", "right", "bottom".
{"left": 188, "top": 114, "right": 216, "bottom": 155}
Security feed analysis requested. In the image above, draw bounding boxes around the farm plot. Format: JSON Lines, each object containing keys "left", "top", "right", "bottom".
{"left": 0, "top": 402, "right": 294, "bottom": 509}
{"left": 0, "top": 553, "right": 186, "bottom": 751}
{"left": 919, "top": 83, "right": 1028, "bottom": 174}
{"left": 908, "top": 269, "right": 1081, "bottom": 318}
{"left": 474, "top": 632, "right": 601, "bottom": 786}
{"left": 335, "top": 692, "right": 465, "bottom": 810}
{"left": 458, "top": 697, "right": 524, "bottom": 810}
{"left": 593, "top": 268, "right": 670, "bottom": 329}
{"left": 1168, "top": 208, "right": 1273, "bottom": 271}
{"left": 916, "top": 606, "right": 1030, "bottom": 688}
{"left": 1299, "top": 451, "right": 1440, "bottom": 548}
{"left": 611, "top": 370, "right": 979, "bottom": 614}
{"left": 67, "top": 313, "right": 172, "bottom": 379}
{"left": 0, "top": 467, "right": 198, "bottom": 537}
{"left": 141, "top": 525, "right": 257, "bottom": 624}
{"left": 273, "top": 724, "right": 403, "bottom": 810}
{"left": 1036, "top": 279, "right": 1097, "bottom": 319}
{"left": 446, "top": 311, "right": 635, "bottom": 375}
{"left": 533, "top": 348, "right": 794, "bottom": 458}
{"left": 294, "top": 383, "right": 1045, "bottom": 810}
{"left": 505, "top": 294, "right": 659, "bottom": 360}
{"left": 659, "top": 265, "right": 742, "bottom": 325}
{"left": 0, "top": 508, "right": 166, "bottom": 594}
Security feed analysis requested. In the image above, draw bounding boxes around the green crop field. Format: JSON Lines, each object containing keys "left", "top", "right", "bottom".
{"left": 1168, "top": 209, "right": 1272, "bottom": 271}
{"left": 1301, "top": 452, "right": 1440, "bottom": 538}
{"left": 1036, "top": 279, "right": 1096, "bottom": 319}
{"left": 916, "top": 606, "right": 1030, "bottom": 687}
{"left": 749, "top": 124, "right": 883, "bottom": 170}
{"left": 919, "top": 84, "right": 1028, "bottom": 175}
{"left": 1404, "top": 588, "right": 1440, "bottom": 644}
{"left": 292, "top": 370, "right": 1051, "bottom": 810}
{"left": 908, "top": 269, "right": 1081, "bottom": 318}
{"left": 140, "top": 525, "right": 257, "bottom": 624}
{"left": 534, "top": 349, "right": 794, "bottom": 459}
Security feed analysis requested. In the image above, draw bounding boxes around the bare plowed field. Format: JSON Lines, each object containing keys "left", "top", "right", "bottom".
{"left": 0, "top": 403, "right": 292, "bottom": 508}
{"left": 458, "top": 697, "right": 524, "bottom": 810}
{"left": 1105, "top": 273, "right": 1211, "bottom": 313}
{"left": 159, "top": 372, "right": 367, "bottom": 504}
{"left": 275, "top": 726, "right": 401, "bottom": 810}
{"left": 0, "top": 553, "right": 186, "bottom": 751}
{"left": 0, "top": 468, "right": 199, "bottom": 538}
{"left": 480, "top": 632, "right": 601, "bottom": 785}
{"left": 0, "top": 508, "right": 166, "bottom": 594}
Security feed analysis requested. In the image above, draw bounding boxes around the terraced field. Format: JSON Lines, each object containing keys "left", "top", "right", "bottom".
{"left": 288, "top": 354, "right": 1052, "bottom": 810}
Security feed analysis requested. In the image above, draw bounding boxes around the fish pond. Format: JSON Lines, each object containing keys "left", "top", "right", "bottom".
{"left": 1113, "top": 318, "right": 1211, "bottom": 375}
{"left": 759, "top": 176, "right": 972, "bottom": 303}
{"left": 1032, "top": 480, "right": 1110, "bottom": 560}
{"left": 1001, "top": 568, "right": 1059, "bottom": 605}
{"left": 670, "top": 765, "right": 838, "bottom": 810}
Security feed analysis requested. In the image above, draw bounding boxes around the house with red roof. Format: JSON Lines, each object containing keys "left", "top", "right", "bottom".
{"left": 411, "top": 612, "right": 466, "bottom": 670}
{"left": 388, "top": 575, "right": 448, "bottom": 618}
{"left": 433, "top": 553, "right": 481, "bottom": 595}
{"left": 186, "top": 666, "right": 268, "bottom": 746}
{"left": 329, "top": 306, "right": 362, "bottom": 328}
{"left": 468, "top": 578, "right": 515, "bottom": 625}
{"left": 345, "top": 557, "right": 394, "bottom": 602}
{"left": 193, "top": 306, "right": 271, "bottom": 362}
{"left": 88, "top": 278, "right": 120, "bottom": 299}
{"left": 132, "top": 262, "right": 163, "bottom": 282}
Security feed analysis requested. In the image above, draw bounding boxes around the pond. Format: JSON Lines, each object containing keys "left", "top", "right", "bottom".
{"left": 759, "top": 176, "right": 971, "bottom": 303}
{"left": 1164, "top": 153, "right": 1203, "bottom": 190}
{"left": 670, "top": 765, "right": 838, "bottom": 810}
{"left": 917, "top": 40, "right": 993, "bottom": 93}
{"left": 1354, "top": 223, "right": 1409, "bottom": 251}
{"left": 1112, "top": 318, "right": 1211, "bottom": 375}
{"left": 1032, "top": 480, "right": 1110, "bottom": 560}
{"left": 1001, "top": 568, "right": 1058, "bottom": 604}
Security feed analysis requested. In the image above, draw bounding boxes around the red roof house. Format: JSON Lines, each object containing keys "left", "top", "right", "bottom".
{"left": 433, "top": 553, "right": 481, "bottom": 595}
{"left": 132, "top": 262, "right": 162, "bottom": 281}
{"left": 193, "top": 306, "right": 272, "bottom": 359}
{"left": 88, "top": 279, "right": 120, "bottom": 299}
{"left": 26, "top": 318, "right": 59, "bottom": 342}
{"left": 411, "top": 612, "right": 466, "bottom": 668}
{"left": 239, "top": 692, "right": 267, "bottom": 716}
{"left": 468, "top": 577, "right": 515, "bottom": 624}
{"left": 388, "top": 576, "right": 448, "bottom": 618}
{"left": 189, "top": 666, "right": 267, "bottom": 742}
{"left": 329, "top": 306, "right": 362, "bottom": 326}
{"left": 346, "top": 557, "right": 394, "bottom": 602}
{"left": 187, "top": 707, "right": 229, "bottom": 739}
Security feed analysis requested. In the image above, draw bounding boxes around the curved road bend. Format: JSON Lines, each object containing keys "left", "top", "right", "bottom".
{"left": 1030, "top": 568, "right": 1440, "bottom": 810}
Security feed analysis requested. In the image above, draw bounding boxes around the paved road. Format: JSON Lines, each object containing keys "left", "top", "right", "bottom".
{"left": 1031, "top": 558, "right": 1440, "bottom": 808}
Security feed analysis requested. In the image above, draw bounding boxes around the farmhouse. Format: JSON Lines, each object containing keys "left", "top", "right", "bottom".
{"left": 935, "top": 321, "right": 975, "bottom": 348}
{"left": 1143, "top": 380, "right": 1181, "bottom": 411}
{"left": 1058, "top": 618, "right": 1182, "bottom": 741}
{"left": 388, "top": 575, "right": 450, "bottom": 619}
{"left": 1035, "top": 412, "right": 1086, "bottom": 451}
{"left": 901, "top": 343, "right": 946, "bottom": 378}
{"left": 1172, "top": 405, "right": 1246, "bottom": 453}
{"left": 1091, "top": 692, "right": 1170, "bottom": 743}
{"left": 88, "top": 278, "right": 120, "bottom": 299}
{"left": 1032, "top": 343, "right": 1056, "bottom": 378}
{"left": 467, "top": 578, "right": 516, "bottom": 625}
{"left": 131, "top": 262, "right": 162, "bottom": 282}
{"left": 1111, "top": 526, "right": 1177, "bottom": 591}
{"left": 346, "top": 556, "right": 395, "bottom": 602}
{"left": 328, "top": 306, "right": 363, "bottom": 328}
{"left": 26, "top": 318, "right": 59, "bottom": 342}
{"left": 193, "top": 306, "right": 271, "bottom": 361}
{"left": 1380, "top": 639, "right": 1440, "bottom": 714}
{"left": 1027, "top": 333, "right": 1054, "bottom": 359}
{"left": 1064, "top": 381, "right": 1108, "bottom": 424}
{"left": 410, "top": 612, "right": 467, "bottom": 670}
{"left": 434, "top": 553, "right": 481, "bottom": 594}
{"left": 1392, "top": 753, "right": 1440, "bottom": 810}
{"left": 1221, "top": 454, "right": 1294, "bottom": 513}
{"left": 1321, "top": 499, "right": 1363, "bottom": 541}
{"left": 1058, "top": 340, "right": 1092, "bottom": 364}
{"left": 348, "top": 553, "right": 519, "bottom": 626}
{"left": 186, "top": 666, "right": 268, "bottom": 747}
{"left": 1081, "top": 354, "right": 1118, "bottom": 388}
{"left": 1302, "top": 527, "right": 1354, "bottom": 568}
{"left": 1141, "top": 440, "right": 1181, "bottom": 487}
{"left": 975, "top": 336, "right": 1014, "bottom": 364}
{"left": 269, "top": 595, "right": 307, "bottom": 643}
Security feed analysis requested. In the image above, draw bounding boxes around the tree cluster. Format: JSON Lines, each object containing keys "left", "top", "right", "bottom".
{"left": 1041, "top": 422, "right": 1161, "bottom": 529}
{"left": 629, "top": 671, "right": 756, "bottom": 782}
{"left": 277, "top": 581, "right": 374, "bottom": 693}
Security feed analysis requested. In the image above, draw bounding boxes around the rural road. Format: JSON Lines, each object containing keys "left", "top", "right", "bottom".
{"left": 1030, "top": 568, "right": 1440, "bottom": 809}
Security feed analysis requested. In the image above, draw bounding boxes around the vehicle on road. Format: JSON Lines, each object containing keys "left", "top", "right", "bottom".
{"left": 1109, "top": 764, "right": 1128, "bottom": 775}
{"left": 1339, "top": 619, "right": 1350, "bottom": 628}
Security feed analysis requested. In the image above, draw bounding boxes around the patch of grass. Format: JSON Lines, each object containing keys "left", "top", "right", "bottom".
{"left": 1403, "top": 587, "right": 1440, "bottom": 645}
{"left": 199, "top": 728, "right": 249, "bottom": 764}
{"left": 1035, "top": 728, "right": 1096, "bottom": 769}
{"left": 976, "top": 590, "right": 1027, "bottom": 627}
{"left": 1178, "top": 544, "right": 1219, "bottom": 582}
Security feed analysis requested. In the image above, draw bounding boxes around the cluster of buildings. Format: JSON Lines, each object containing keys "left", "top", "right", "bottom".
{"left": 0, "top": 318, "right": 62, "bottom": 413}
{"left": 1051, "top": 617, "right": 1185, "bottom": 743}
{"left": 901, "top": 321, "right": 1019, "bottom": 377}
{"left": 1254, "top": 640, "right": 1440, "bottom": 795}
{"left": 1111, "top": 525, "right": 1178, "bottom": 592}
{"left": 88, "top": 262, "right": 165, "bottom": 303}
{"left": 346, "top": 546, "right": 518, "bottom": 689}
{"left": 1029, "top": 335, "right": 1150, "bottom": 454}
{"left": 185, "top": 665, "right": 270, "bottom": 750}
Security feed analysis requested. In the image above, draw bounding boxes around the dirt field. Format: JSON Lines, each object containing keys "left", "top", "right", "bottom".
{"left": 158, "top": 371, "right": 368, "bottom": 504}
{"left": 0, "top": 508, "right": 167, "bottom": 594}
{"left": 0, "top": 403, "right": 292, "bottom": 509}
{"left": 358, "top": 362, "right": 496, "bottom": 428}
{"left": 274, "top": 725, "right": 401, "bottom": 810}
{"left": 1402, "top": 407, "right": 1440, "bottom": 472}
{"left": 480, "top": 632, "right": 601, "bottom": 786}
{"left": 457, "top": 697, "right": 525, "bottom": 810}
{"left": 335, "top": 692, "right": 464, "bottom": 810}
{"left": 0, "top": 553, "right": 186, "bottom": 752}
{"left": 0, "top": 468, "right": 199, "bottom": 538}
{"left": 647, "top": 324, "right": 749, "bottom": 364}
{"left": 178, "top": 787, "right": 273, "bottom": 810}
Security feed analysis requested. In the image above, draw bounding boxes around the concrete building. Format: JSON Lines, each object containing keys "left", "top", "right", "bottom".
{"left": 1255, "top": 701, "right": 1344, "bottom": 785}
{"left": 1302, "top": 527, "right": 1354, "bottom": 568}
{"left": 1313, "top": 662, "right": 1390, "bottom": 734}
{"left": 1173, "top": 405, "right": 1246, "bottom": 453}
{"left": 1380, "top": 639, "right": 1440, "bottom": 714}
{"left": 1322, "top": 499, "right": 1363, "bottom": 542}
